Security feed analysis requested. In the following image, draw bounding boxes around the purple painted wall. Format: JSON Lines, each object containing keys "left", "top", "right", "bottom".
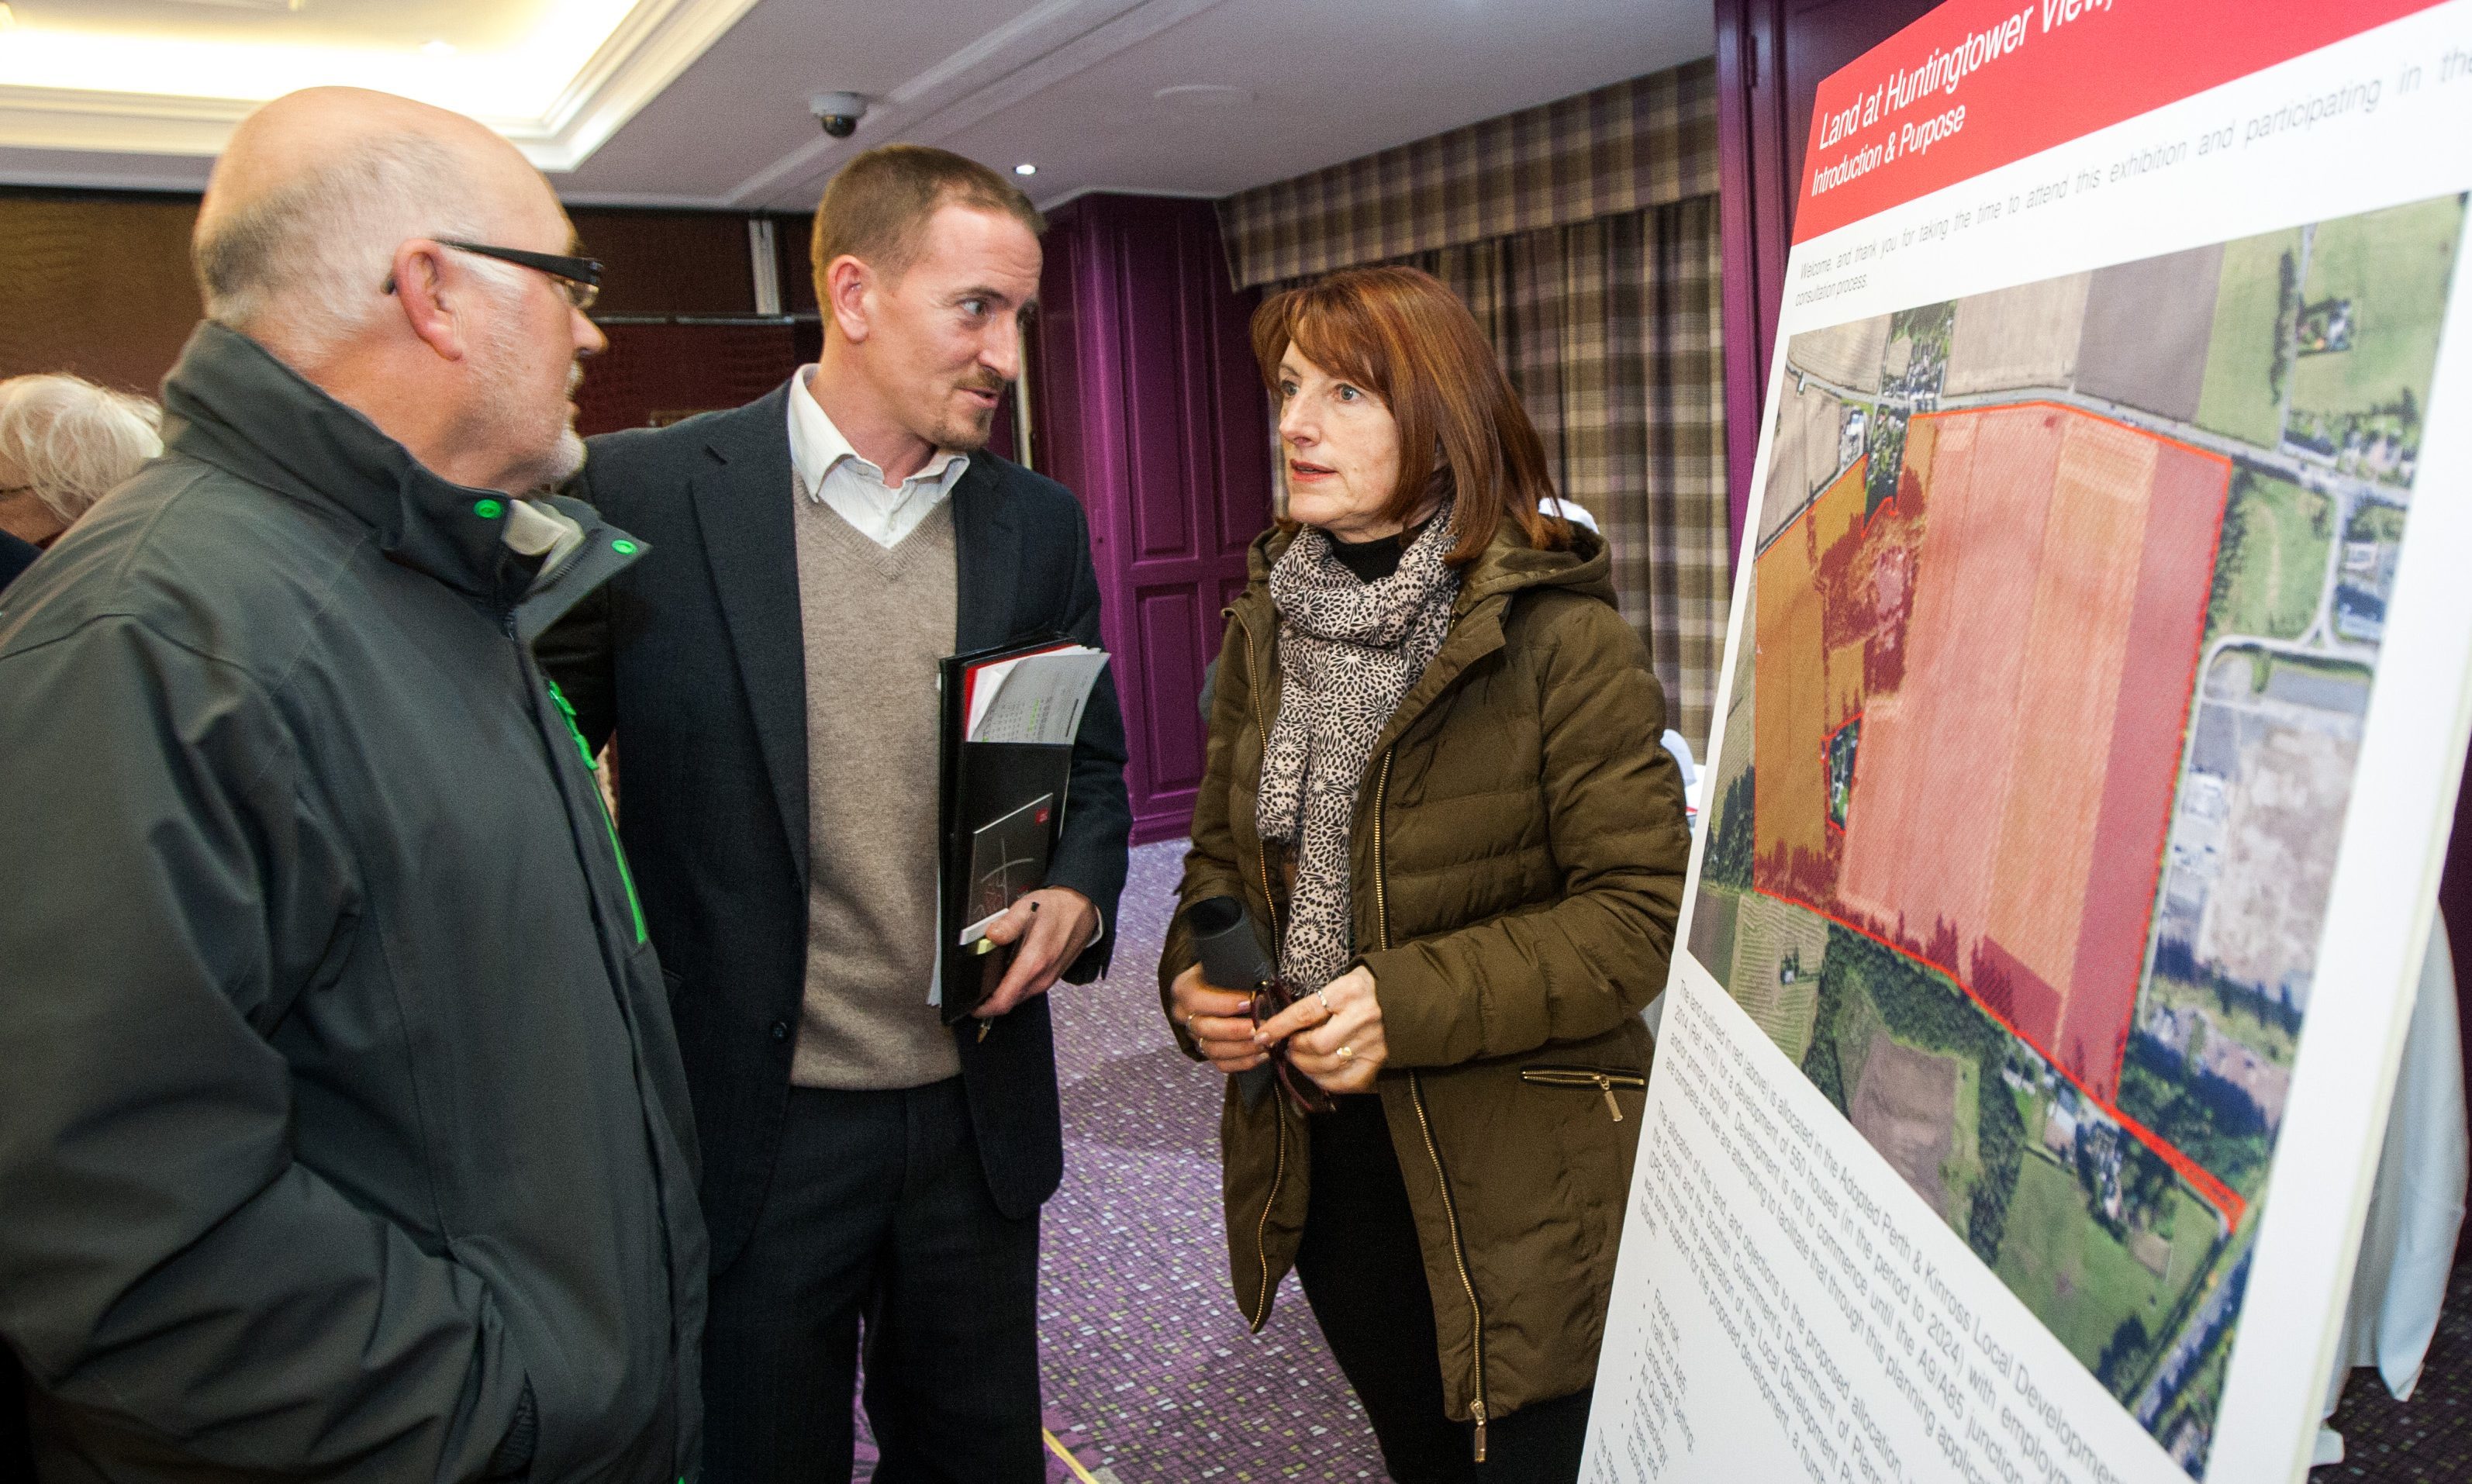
{"left": 1031, "top": 194, "right": 1273, "bottom": 846}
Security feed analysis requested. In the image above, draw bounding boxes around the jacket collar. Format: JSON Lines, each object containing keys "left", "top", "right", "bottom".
{"left": 511, "top": 493, "right": 644, "bottom": 641}
{"left": 696, "top": 380, "right": 799, "bottom": 485}
{"left": 1234, "top": 514, "right": 1614, "bottom": 627}
{"left": 949, "top": 453, "right": 1024, "bottom": 652}
{"left": 688, "top": 384, "right": 807, "bottom": 886}
{"left": 160, "top": 321, "right": 598, "bottom": 609}
{"left": 1231, "top": 514, "right": 1618, "bottom": 766}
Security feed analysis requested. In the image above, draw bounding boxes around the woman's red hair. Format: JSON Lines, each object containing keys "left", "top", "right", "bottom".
{"left": 1252, "top": 264, "right": 1567, "bottom": 566}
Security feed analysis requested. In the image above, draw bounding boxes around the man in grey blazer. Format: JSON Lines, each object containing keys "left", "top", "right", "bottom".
{"left": 541, "top": 146, "right": 1130, "bottom": 1482}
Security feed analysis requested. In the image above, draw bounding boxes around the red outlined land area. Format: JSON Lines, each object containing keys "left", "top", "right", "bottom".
{"left": 1752, "top": 402, "right": 2238, "bottom": 1222}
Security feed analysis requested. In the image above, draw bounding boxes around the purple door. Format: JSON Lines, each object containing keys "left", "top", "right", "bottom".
{"left": 1032, "top": 195, "right": 1273, "bottom": 844}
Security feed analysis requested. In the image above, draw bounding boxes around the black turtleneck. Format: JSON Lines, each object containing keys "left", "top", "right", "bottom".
{"left": 1328, "top": 520, "right": 1429, "bottom": 584}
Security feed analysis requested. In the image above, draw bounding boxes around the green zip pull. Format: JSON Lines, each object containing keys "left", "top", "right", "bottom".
{"left": 544, "top": 678, "right": 647, "bottom": 944}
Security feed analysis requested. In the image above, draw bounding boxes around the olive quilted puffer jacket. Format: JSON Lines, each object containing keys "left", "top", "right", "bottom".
{"left": 1162, "top": 515, "right": 1690, "bottom": 1452}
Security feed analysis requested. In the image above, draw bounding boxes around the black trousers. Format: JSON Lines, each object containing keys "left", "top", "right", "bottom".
{"left": 703, "top": 1078, "right": 1043, "bottom": 1484}
{"left": 1293, "top": 1095, "right": 1593, "bottom": 1484}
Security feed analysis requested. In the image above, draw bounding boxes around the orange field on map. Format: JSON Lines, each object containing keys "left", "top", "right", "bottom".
{"left": 1753, "top": 404, "right": 2229, "bottom": 1106}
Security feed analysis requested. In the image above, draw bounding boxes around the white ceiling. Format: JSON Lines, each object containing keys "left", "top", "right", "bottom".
{"left": 14, "top": 0, "right": 550, "bottom": 53}
{"left": 0, "top": 0, "right": 1714, "bottom": 209}
{"left": 0, "top": 0, "right": 761, "bottom": 177}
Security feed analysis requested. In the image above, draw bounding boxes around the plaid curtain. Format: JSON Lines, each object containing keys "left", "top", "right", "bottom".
{"left": 1408, "top": 199, "right": 1729, "bottom": 742}
{"left": 1217, "top": 60, "right": 1717, "bottom": 292}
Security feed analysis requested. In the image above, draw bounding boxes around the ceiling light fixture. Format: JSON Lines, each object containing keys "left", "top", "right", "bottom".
{"left": 0, "top": 0, "right": 759, "bottom": 174}
{"left": 1013, "top": 163, "right": 1036, "bottom": 176}
{"left": 0, "top": 0, "right": 642, "bottom": 120}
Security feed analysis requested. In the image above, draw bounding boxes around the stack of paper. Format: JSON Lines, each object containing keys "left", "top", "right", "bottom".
{"left": 962, "top": 644, "right": 1108, "bottom": 745}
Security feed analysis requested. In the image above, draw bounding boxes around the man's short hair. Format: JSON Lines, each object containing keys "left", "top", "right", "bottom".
{"left": 194, "top": 132, "right": 485, "bottom": 357}
{"left": 809, "top": 145, "right": 1045, "bottom": 291}
{"left": 0, "top": 374, "right": 164, "bottom": 526}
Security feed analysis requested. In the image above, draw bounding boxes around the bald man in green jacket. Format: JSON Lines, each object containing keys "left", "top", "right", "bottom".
{"left": 0, "top": 88, "right": 702, "bottom": 1483}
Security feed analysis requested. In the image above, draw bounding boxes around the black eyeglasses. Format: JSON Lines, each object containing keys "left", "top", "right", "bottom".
{"left": 384, "top": 240, "right": 604, "bottom": 310}
{"left": 441, "top": 240, "right": 602, "bottom": 310}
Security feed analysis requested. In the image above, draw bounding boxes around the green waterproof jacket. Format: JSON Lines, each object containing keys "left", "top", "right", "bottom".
{"left": 1161, "top": 516, "right": 1690, "bottom": 1451}
{"left": 0, "top": 325, "right": 706, "bottom": 1482}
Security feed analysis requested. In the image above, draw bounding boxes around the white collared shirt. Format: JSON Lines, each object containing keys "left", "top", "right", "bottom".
{"left": 786, "top": 364, "right": 970, "bottom": 548}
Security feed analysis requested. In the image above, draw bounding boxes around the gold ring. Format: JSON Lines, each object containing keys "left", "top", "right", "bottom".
{"left": 1337, "top": 1044, "right": 1355, "bottom": 1062}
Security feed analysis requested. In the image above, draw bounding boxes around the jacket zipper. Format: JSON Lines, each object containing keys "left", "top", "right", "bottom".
{"left": 1407, "top": 1078, "right": 1486, "bottom": 1460}
{"left": 1374, "top": 749, "right": 1491, "bottom": 1462}
{"left": 1237, "top": 614, "right": 1286, "bottom": 1334}
{"left": 1519, "top": 1066, "right": 1649, "bottom": 1122}
{"left": 1369, "top": 751, "right": 1390, "bottom": 954}
{"left": 546, "top": 677, "right": 649, "bottom": 944}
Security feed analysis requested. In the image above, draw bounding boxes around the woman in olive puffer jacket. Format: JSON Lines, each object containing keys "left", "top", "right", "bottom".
{"left": 1161, "top": 265, "right": 1691, "bottom": 1483}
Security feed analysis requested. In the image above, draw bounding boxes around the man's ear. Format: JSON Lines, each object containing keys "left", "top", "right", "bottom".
{"left": 390, "top": 240, "right": 472, "bottom": 363}
{"left": 822, "top": 253, "right": 875, "bottom": 344}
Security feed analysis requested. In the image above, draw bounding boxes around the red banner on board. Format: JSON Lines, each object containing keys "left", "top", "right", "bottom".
{"left": 1793, "top": 0, "right": 2446, "bottom": 243}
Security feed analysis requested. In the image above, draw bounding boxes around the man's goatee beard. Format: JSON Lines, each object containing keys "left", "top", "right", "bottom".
{"left": 943, "top": 407, "right": 998, "bottom": 454}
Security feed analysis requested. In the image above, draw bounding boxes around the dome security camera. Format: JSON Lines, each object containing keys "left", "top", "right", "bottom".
{"left": 809, "top": 91, "right": 868, "bottom": 139}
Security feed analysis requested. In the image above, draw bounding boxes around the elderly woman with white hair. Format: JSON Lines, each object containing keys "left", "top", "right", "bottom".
{"left": 0, "top": 373, "right": 164, "bottom": 587}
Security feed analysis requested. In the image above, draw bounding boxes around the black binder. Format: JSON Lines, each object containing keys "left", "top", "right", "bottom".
{"left": 936, "top": 636, "right": 1085, "bottom": 1024}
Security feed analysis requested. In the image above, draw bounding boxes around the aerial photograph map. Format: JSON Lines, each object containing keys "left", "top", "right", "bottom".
{"left": 1693, "top": 192, "right": 2469, "bottom": 1475}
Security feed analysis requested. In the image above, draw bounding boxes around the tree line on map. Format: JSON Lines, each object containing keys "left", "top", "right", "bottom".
{"left": 1797, "top": 924, "right": 2028, "bottom": 1268}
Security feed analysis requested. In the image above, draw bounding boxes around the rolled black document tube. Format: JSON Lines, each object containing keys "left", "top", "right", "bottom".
{"left": 1189, "top": 895, "right": 1275, "bottom": 992}
{"left": 1184, "top": 896, "right": 1278, "bottom": 1110}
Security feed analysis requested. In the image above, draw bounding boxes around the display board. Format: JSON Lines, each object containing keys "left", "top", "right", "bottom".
{"left": 1585, "top": 4, "right": 2472, "bottom": 1481}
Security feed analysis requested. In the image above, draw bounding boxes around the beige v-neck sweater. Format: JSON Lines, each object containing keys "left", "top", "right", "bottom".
{"left": 788, "top": 492, "right": 962, "bottom": 1090}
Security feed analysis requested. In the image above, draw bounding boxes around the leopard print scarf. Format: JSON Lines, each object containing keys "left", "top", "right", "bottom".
{"left": 1257, "top": 499, "right": 1461, "bottom": 993}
